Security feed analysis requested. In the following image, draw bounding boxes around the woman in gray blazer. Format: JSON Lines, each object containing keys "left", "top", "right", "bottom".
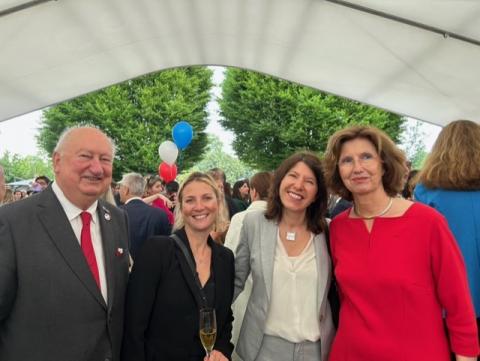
{"left": 234, "top": 151, "right": 335, "bottom": 361}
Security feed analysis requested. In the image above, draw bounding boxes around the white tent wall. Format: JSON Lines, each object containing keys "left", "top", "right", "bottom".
{"left": 1, "top": 0, "right": 480, "bottom": 126}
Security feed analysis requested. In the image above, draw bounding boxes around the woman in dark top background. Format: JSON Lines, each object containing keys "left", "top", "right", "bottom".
{"left": 122, "top": 172, "right": 235, "bottom": 361}
{"left": 232, "top": 179, "right": 250, "bottom": 211}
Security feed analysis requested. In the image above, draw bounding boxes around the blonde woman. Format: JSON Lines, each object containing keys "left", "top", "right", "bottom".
{"left": 122, "top": 172, "right": 234, "bottom": 361}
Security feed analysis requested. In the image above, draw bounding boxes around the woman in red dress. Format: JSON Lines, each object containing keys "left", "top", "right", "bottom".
{"left": 323, "top": 125, "right": 479, "bottom": 361}
{"left": 143, "top": 175, "right": 175, "bottom": 225}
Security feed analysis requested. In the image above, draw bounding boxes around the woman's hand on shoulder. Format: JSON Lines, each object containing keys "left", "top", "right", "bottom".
{"left": 203, "top": 350, "right": 228, "bottom": 361}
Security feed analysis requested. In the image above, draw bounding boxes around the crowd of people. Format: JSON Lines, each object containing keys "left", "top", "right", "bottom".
{"left": 0, "top": 120, "right": 479, "bottom": 361}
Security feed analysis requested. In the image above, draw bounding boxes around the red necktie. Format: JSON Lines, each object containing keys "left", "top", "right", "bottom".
{"left": 80, "top": 211, "right": 100, "bottom": 289}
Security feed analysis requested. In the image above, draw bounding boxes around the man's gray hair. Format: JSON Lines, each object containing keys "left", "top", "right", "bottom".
{"left": 54, "top": 125, "right": 116, "bottom": 157}
{"left": 119, "top": 173, "right": 145, "bottom": 197}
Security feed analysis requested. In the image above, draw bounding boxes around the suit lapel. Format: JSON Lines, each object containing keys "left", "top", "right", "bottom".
{"left": 37, "top": 188, "right": 106, "bottom": 309}
{"left": 98, "top": 203, "right": 115, "bottom": 313}
{"left": 174, "top": 230, "right": 204, "bottom": 307}
{"left": 260, "top": 219, "right": 278, "bottom": 302}
{"left": 314, "top": 232, "right": 330, "bottom": 315}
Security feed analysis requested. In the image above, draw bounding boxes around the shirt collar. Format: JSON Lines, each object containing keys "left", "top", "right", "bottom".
{"left": 124, "top": 196, "right": 143, "bottom": 205}
{"left": 52, "top": 181, "right": 98, "bottom": 223}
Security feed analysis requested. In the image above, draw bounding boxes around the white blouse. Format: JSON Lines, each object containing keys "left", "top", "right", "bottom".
{"left": 264, "top": 232, "right": 321, "bottom": 342}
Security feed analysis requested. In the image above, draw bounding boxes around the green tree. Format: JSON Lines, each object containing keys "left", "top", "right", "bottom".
{"left": 38, "top": 67, "right": 213, "bottom": 178}
{"left": 400, "top": 119, "right": 428, "bottom": 169}
{"left": 219, "top": 68, "right": 404, "bottom": 170}
{"left": 0, "top": 151, "right": 53, "bottom": 183}
{"left": 181, "top": 135, "right": 256, "bottom": 183}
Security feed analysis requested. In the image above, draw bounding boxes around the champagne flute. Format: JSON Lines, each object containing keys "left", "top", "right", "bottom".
{"left": 199, "top": 307, "right": 217, "bottom": 358}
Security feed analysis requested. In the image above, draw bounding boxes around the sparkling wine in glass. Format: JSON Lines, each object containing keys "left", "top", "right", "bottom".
{"left": 199, "top": 307, "right": 217, "bottom": 358}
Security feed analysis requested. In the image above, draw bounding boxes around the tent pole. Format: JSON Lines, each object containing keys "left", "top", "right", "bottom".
{"left": 325, "top": 0, "right": 480, "bottom": 47}
{"left": 0, "top": 0, "right": 56, "bottom": 18}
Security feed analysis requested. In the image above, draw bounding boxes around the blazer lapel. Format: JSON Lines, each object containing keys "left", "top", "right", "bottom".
{"left": 211, "top": 241, "right": 224, "bottom": 311}
{"left": 174, "top": 230, "right": 204, "bottom": 307}
{"left": 37, "top": 188, "right": 106, "bottom": 309}
{"left": 314, "top": 232, "right": 330, "bottom": 315}
{"left": 98, "top": 203, "right": 115, "bottom": 313}
{"left": 260, "top": 220, "right": 278, "bottom": 302}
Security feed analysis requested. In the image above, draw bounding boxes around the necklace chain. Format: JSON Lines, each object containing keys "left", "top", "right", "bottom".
{"left": 354, "top": 197, "right": 393, "bottom": 220}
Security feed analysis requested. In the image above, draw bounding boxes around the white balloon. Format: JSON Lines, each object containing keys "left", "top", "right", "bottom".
{"left": 158, "top": 140, "right": 179, "bottom": 165}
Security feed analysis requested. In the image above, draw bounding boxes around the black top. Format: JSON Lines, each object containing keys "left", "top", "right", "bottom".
{"left": 121, "top": 228, "right": 234, "bottom": 361}
{"left": 189, "top": 273, "right": 216, "bottom": 360}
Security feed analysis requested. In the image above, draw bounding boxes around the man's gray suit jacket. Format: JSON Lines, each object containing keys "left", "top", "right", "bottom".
{"left": 234, "top": 210, "right": 335, "bottom": 361}
{"left": 0, "top": 186, "right": 130, "bottom": 361}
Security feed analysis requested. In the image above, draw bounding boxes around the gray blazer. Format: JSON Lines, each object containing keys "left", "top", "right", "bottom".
{"left": 0, "top": 186, "right": 130, "bottom": 361}
{"left": 234, "top": 210, "right": 335, "bottom": 361}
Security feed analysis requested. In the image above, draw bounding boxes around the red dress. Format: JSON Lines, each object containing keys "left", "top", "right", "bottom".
{"left": 329, "top": 203, "right": 479, "bottom": 361}
{"left": 151, "top": 198, "right": 174, "bottom": 225}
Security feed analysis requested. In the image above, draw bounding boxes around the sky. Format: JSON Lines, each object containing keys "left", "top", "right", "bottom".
{"left": 0, "top": 66, "right": 441, "bottom": 158}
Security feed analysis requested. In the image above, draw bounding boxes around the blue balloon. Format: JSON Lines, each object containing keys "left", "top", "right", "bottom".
{"left": 172, "top": 121, "right": 194, "bottom": 150}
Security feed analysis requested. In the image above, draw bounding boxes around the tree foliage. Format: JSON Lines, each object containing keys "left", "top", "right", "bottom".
{"left": 0, "top": 152, "right": 53, "bottom": 183}
{"left": 180, "top": 135, "right": 256, "bottom": 184}
{"left": 38, "top": 67, "right": 213, "bottom": 179}
{"left": 219, "top": 68, "right": 404, "bottom": 170}
{"left": 400, "top": 119, "right": 428, "bottom": 169}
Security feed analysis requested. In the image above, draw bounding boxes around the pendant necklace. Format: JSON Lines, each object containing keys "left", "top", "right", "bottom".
{"left": 286, "top": 231, "right": 296, "bottom": 241}
{"left": 354, "top": 197, "right": 393, "bottom": 220}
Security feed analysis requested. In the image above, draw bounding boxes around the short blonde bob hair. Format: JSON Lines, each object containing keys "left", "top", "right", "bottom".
{"left": 173, "top": 172, "right": 228, "bottom": 232}
{"left": 417, "top": 120, "right": 480, "bottom": 190}
{"left": 324, "top": 125, "right": 407, "bottom": 201}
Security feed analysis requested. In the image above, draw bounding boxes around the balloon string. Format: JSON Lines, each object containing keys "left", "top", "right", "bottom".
{"left": 177, "top": 151, "right": 183, "bottom": 174}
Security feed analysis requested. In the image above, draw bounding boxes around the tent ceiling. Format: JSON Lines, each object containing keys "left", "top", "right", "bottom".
{"left": 1, "top": 0, "right": 479, "bottom": 126}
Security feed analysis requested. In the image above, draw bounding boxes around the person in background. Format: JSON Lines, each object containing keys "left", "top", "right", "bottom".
{"left": 208, "top": 168, "right": 240, "bottom": 220}
{"left": 165, "top": 180, "right": 179, "bottom": 212}
{"left": 414, "top": 119, "right": 480, "bottom": 339}
{"left": 2, "top": 188, "right": 14, "bottom": 205}
{"left": 119, "top": 172, "right": 171, "bottom": 260}
{"left": 224, "top": 171, "right": 273, "bottom": 361}
{"left": 0, "top": 126, "right": 130, "bottom": 361}
{"left": 122, "top": 172, "right": 234, "bottom": 361}
{"left": 232, "top": 179, "right": 250, "bottom": 212}
{"left": 234, "top": 151, "right": 335, "bottom": 361}
{"left": 326, "top": 195, "right": 352, "bottom": 219}
{"left": 111, "top": 181, "right": 123, "bottom": 206}
{"left": 12, "top": 189, "right": 23, "bottom": 201}
{"left": 143, "top": 174, "right": 174, "bottom": 225}
{"left": 323, "top": 124, "right": 479, "bottom": 361}
{"left": 0, "top": 165, "right": 5, "bottom": 205}
{"left": 34, "top": 175, "right": 51, "bottom": 192}
{"left": 402, "top": 169, "right": 419, "bottom": 200}
{"left": 207, "top": 168, "right": 235, "bottom": 243}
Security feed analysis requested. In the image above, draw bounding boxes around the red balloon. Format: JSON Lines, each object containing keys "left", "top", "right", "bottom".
{"left": 158, "top": 162, "right": 177, "bottom": 183}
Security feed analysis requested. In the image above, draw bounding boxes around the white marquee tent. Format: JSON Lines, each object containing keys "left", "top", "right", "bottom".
{"left": 1, "top": 0, "right": 480, "bottom": 126}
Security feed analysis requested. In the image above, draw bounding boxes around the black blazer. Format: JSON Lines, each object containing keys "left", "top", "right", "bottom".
{"left": 121, "top": 199, "right": 171, "bottom": 259}
{"left": 121, "top": 228, "right": 235, "bottom": 361}
{"left": 0, "top": 186, "right": 130, "bottom": 361}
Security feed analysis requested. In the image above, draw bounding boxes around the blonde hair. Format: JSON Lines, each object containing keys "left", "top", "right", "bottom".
{"left": 173, "top": 172, "right": 228, "bottom": 232}
{"left": 324, "top": 125, "right": 407, "bottom": 201}
{"left": 417, "top": 120, "right": 480, "bottom": 190}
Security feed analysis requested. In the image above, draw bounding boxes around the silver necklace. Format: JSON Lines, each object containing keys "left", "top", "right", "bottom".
{"left": 354, "top": 197, "right": 393, "bottom": 220}
{"left": 286, "top": 231, "right": 296, "bottom": 241}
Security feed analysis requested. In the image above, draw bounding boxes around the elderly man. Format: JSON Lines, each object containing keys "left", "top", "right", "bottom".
{"left": 119, "top": 172, "right": 171, "bottom": 259}
{"left": 0, "top": 165, "right": 5, "bottom": 204}
{"left": 0, "top": 126, "right": 130, "bottom": 361}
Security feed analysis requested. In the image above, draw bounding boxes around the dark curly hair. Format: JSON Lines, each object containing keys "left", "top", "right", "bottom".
{"left": 265, "top": 151, "right": 328, "bottom": 234}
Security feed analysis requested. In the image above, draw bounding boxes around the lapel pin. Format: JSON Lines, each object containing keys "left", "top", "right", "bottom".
{"left": 115, "top": 248, "right": 124, "bottom": 257}
{"left": 102, "top": 206, "right": 111, "bottom": 221}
